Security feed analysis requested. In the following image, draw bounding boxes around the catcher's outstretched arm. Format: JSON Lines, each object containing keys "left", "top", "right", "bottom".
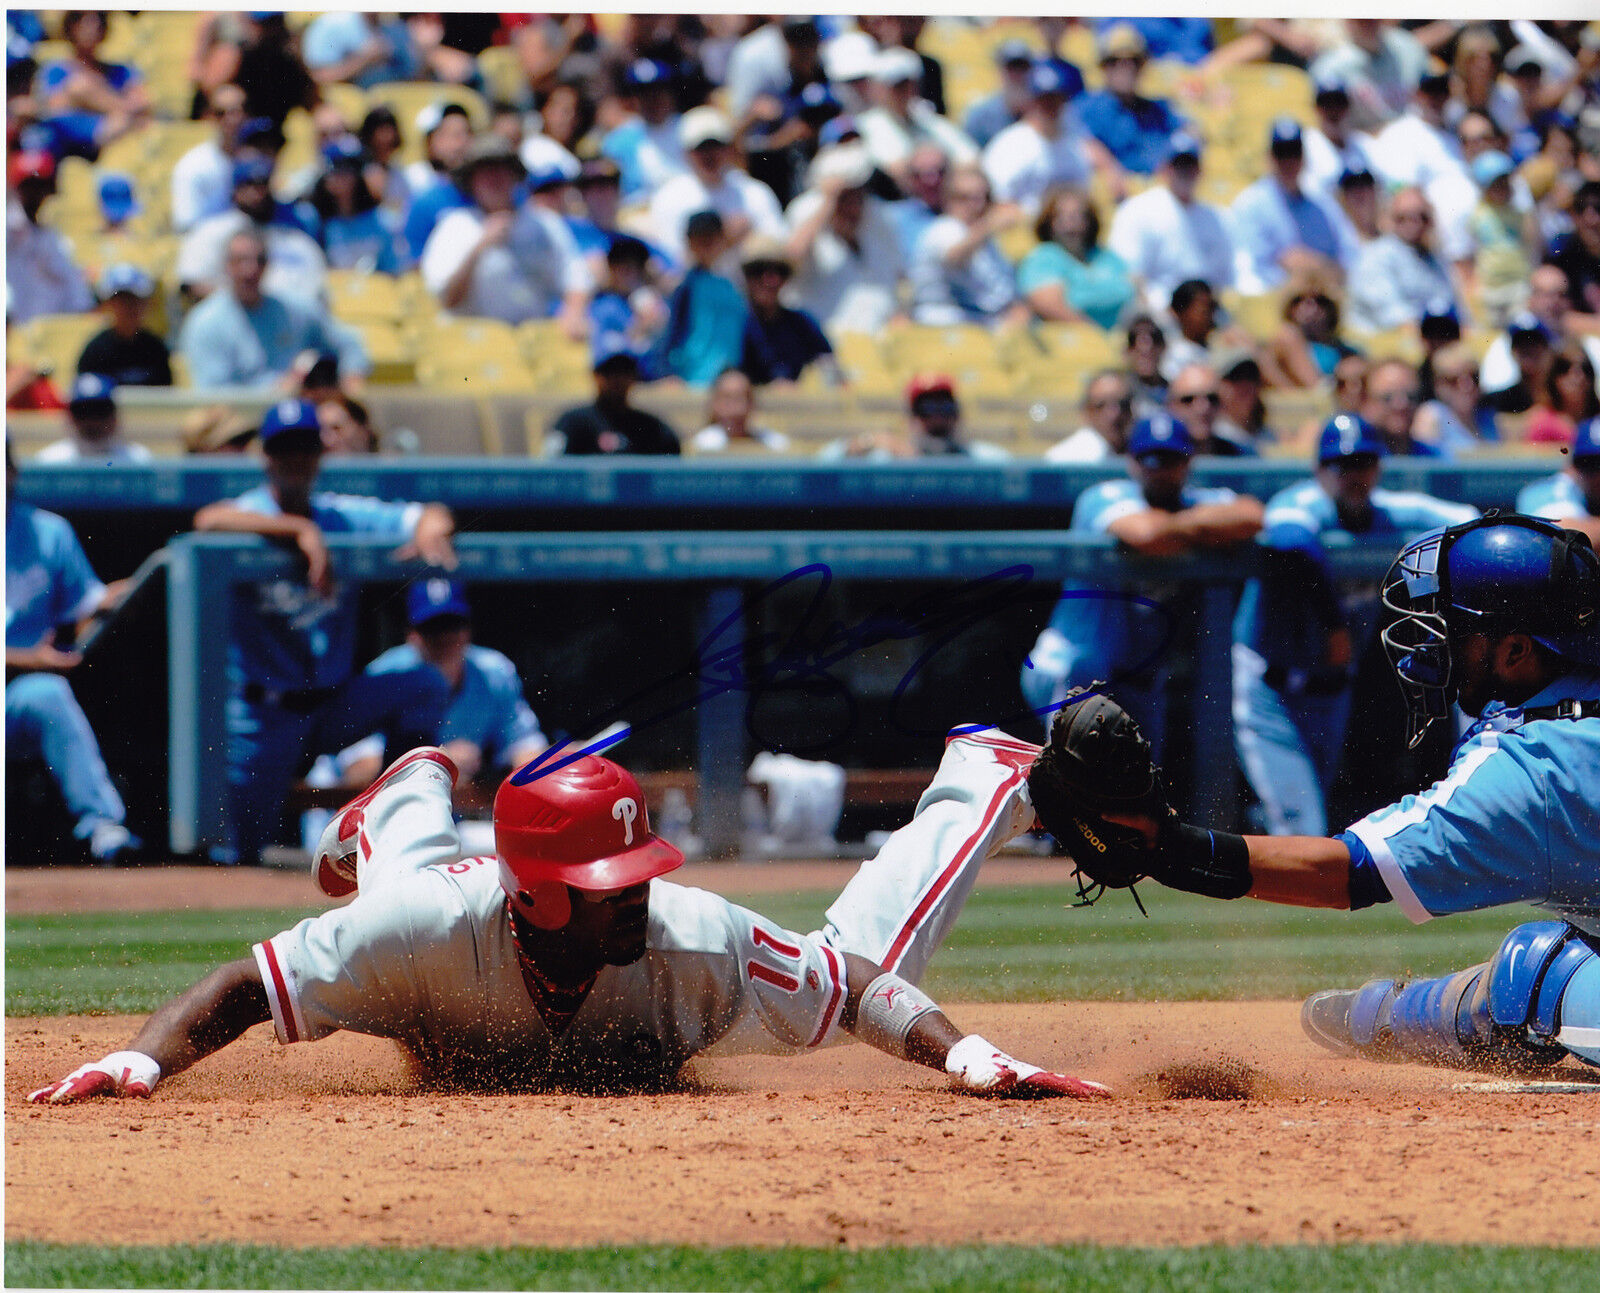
{"left": 1242, "top": 835, "right": 1355, "bottom": 908}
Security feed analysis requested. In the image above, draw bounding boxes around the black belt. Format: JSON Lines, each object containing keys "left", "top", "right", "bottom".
{"left": 241, "top": 682, "right": 339, "bottom": 714}
{"left": 1262, "top": 664, "right": 1349, "bottom": 697}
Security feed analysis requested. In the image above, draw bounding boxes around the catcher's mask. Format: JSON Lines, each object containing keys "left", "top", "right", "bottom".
{"left": 1380, "top": 513, "right": 1600, "bottom": 747}
{"left": 494, "top": 756, "right": 683, "bottom": 930}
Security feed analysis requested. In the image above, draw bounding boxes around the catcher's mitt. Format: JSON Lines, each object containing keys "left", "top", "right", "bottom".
{"left": 1026, "top": 686, "right": 1173, "bottom": 902}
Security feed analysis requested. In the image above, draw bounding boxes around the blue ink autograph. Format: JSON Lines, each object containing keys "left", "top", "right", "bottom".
{"left": 512, "top": 564, "right": 1175, "bottom": 783}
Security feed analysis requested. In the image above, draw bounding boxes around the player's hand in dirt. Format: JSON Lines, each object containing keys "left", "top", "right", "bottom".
{"left": 945, "top": 1035, "right": 1110, "bottom": 1100}
{"left": 27, "top": 1051, "right": 161, "bottom": 1104}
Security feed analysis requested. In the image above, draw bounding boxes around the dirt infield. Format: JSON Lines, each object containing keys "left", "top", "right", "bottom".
{"left": 7, "top": 867, "right": 1600, "bottom": 1250}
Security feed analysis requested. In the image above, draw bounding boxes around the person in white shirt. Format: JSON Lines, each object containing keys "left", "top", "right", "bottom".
{"left": 909, "top": 164, "right": 1024, "bottom": 327}
{"left": 601, "top": 58, "right": 687, "bottom": 203}
{"left": 1346, "top": 187, "right": 1459, "bottom": 335}
{"left": 1107, "top": 131, "right": 1234, "bottom": 313}
{"left": 1307, "top": 19, "right": 1429, "bottom": 132}
{"left": 5, "top": 152, "right": 93, "bottom": 325}
{"left": 34, "top": 374, "right": 152, "bottom": 465}
{"left": 1479, "top": 265, "right": 1600, "bottom": 399}
{"left": 421, "top": 137, "right": 591, "bottom": 329}
{"left": 1045, "top": 368, "right": 1135, "bottom": 462}
{"left": 981, "top": 58, "right": 1090, "bottom": 218}
{"left": 171, "top": 84, "right": 250, "bottom": 233}
{"left": 1370, "top": 71, "right": 1477, "bottom": 266}
{"left": 855, "top": 45, "right": 977, "bottom": 191}
{"left": 688, "top": 368, "right": 791, "bottom": 454}
{"left": 176, "top": 155, "right": 328, "bottom": 305}
{"left": 1301, "top": 78, "right": 1380, "bottom": 203}
{"left": 648, "top": 107, "right": 786, "bottom": 272}
{"left": 785, "top": 143, "right": 905, "bottom": 335}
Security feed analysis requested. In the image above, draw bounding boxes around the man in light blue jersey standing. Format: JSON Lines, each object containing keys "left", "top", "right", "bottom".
{"left": 1232, "top": 414, "right": 1476, "bottom": 835}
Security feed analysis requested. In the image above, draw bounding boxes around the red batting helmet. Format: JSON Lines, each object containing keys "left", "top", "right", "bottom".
{"left": 494, "top": 755, "right": 683, "bottom": 928}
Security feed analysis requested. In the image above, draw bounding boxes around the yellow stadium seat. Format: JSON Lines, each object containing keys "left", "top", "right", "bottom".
{"left": 355, "top": 321, "right": 416, "bottom": 385}
{"left": 478, "top": 45, "right": 531, "bottom": 109}
{"left": 413, "top": 314, "right": 520, "bottom": 354}
{"left": 321, "top": 82, "right": 369, "bottom": 130}
{"left": 515, "top": 319, "right": 590, "bottom": 377}
{"left": 415, "top": 353, "right": 537, "bottom": 393}
{"left": 1221, "top": 291, "right": 1286, "bottom": 343}
{"left": 328, "top": 270, "right": 408, "bottom": 324}
{"left": 20, "top": 313, "right": 106, "bottom": 382}
{"left": 884, "top": 323, "right": 1000, "bottom": 373}
{"left": 1360, "top": 327, "right": 1425, "bottom": 365}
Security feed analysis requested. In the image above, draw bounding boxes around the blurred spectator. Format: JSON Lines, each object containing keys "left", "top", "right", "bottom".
{"left": 1216, "top": 350, "right": 1276, "bottom": 448}
{"left": 587, "top": 235, "right": 669, "bottom": 373}
{"left": 909, "top": 164, "right": 1024, "bottom": 327}
{"left": 6, "top": 315, "right": 66, "bottom": 411}
{"left": 659, "top": 210, "right": 747, "bottom": 386}
{"left": 400, "top": 102, "right": 474, "bottom": 262}
{"left": 888, "top": 141, "right": 947, "bottom": 262}
{"left": 1413, "top": 341, "right": 1502, "bottom": 454}
{"left": 569, "top": 156, "right": 672, "bottom": 279}
{"left": 171, "top": 96, "right": 277, "bottom": 233}
{"left": 227, "top": 13, "right": 317, "bottom": 129}
{"left": 301, "top": 11, "right": 419, "bottom": 90}
{"left": 603, "top": 58, "right": 688, "bottom": 202}
{"left": 35, "top": 373, "right": 151, "bottom": 465}
{"left": 785, "top": 143, "right": 904, "bottom": 335}
{"left": 6, "top": 151, "right": 93, "bottom": 324}
{"left": 1018, "top": 186, "right": 1133, "bottom": 331}
{"left": 1302, "top": 78, "right": 1380, "bottom": 202}
{"left": 1270, "top": 267, "right": 1360, "bottom": 388}
{"left": 1469, "top": 151, "right": 1537, "bottom": 325}
{"left": 191, "top": 398, "right": 454, "bottom": 865}
{"left": 1329, "top": 165, "right": 1383, "bottom": 266}
{"left": 1480, "top": 268, "right": 1600, "bottom": 405}
{"left": 1160, "top": 279, "right": 1227, "bottom": 379}
{"left": 317, "top": 393, "right": 380, "bottom": 456}
{"left": 6, "top": 444, "right": 139, "bottom": 863}
{"left": 1309, "top": 20, "right": 1429, "bottom": 132}
{"left": 1124, "top": 312, "right": 1169, "bottom": 412}
{"left": 278, "top": 101, "right": 362, "bottom": 205}
{"left": 901, "top": 373, "right": 1008, "bottom": 458}
{"left": 982, "top": 59, "right": 1090, "bottom": 216}
{"left": 649, "top": 107, "right": 785, "bottom": 270}
{"left": 1546, "top": 180, "right": 1600, "bottom": 327}
{"left": 727, "top": 18, "right": 828, "bottom": 205}
{"left": 1525, "top": 344, "right": 1600, "bottom": 445}
{"left": 1044, "top": 368, "right": 1135, "bottom": 462}
{"left": 420, "top": 136, "right": 591, "bottom": 333}
{"left": 1229, "top": 119, "right": 1344, "bottom": 294}
{"left": 1091, "top": 17, "right": 1213, "bottom": 65}
{"left": 177, "top": 154, "right": 327, "bottom": 304}
{"left": 861, "top": 18, "right": 946, "bottom": 116}
{"left": 550, "top": 334, "right": 681, "bottom": 456}
{"left": 1346, "top": 188, "right": 1457, "bottom": 334}
{"left": 357, "top": 106, "right": 410, "bottom": 221}
{"left": 1515, "top": 415, "right": 1600, "bottom": 546}
{"left": 690, "top": 368, "right": 791, "bottom": 454}
{"left": 522, "top": 81, "right": 591, "bottom": 179}
{"left": 1107, "top": 131, "right": 1235, "bottom": 312}
{"left": 32, "top": 10, "right": 149, "bottom": 160}
{"left": 736, "top": 235, "right": 836, "bottom": 386}
{"left": 308, "top": 139, "right": 404, "bottom": 275}
{"left": 76, "top": 265, "right": 171, "bottom": 388}
{"left": 1021, "top": 411, "right": 1263, "bottom": 755}
{"left": 1362, "top": 357, "right": 1441, "bottom": 456}
{"left": 820, "top": 30, "right": 880, "bottom": 119}
{"left": 964, "top": 39, "right": 1048, "bottom": 150}
{"left": 856, "top": 45, "right": 977, "bottom": 189}
{"left": 1416, "top": 298, "right": 1464, "bottom": 400}
{"left": 511, "top": 13, "right": 600, "bottom": 101}
{"left": 1370, "top": 70, "right": 1479, "bottom": 270}
{"left": 180, "top": 405, "right": 256, "bottom": 456}
{"left": 1447, "top": 25, "right": 1520, "bottom": 137}
{"left": 1168, "top": 362, "right": 1257, "bottom": 456}
{"left": 178, "top": 230, "right": 369, "bottom": 391}
{"left": 1075, "top": 25, "right": 1186, "bottom": 183}
{"left": 1331, "top": 354, "right": 1372, "bottom": 418}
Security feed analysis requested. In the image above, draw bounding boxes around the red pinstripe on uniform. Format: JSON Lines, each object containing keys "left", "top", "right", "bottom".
{"left": 808, "top": 943, "right": 845, "bottom": 1047}
{"left": 882, "top": 742, "right": 1030, "bottom": 972}
{"left": 257, "top": 939, "right": 298, "bottom": 1043}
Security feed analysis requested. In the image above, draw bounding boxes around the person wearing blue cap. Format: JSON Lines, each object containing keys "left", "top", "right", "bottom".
{"left": 963, "top": 39, "right": 1050, "bottom": 151}
{"left": 1302, "top": 77, "right": 1380, "bottom": 204}
{"left": 331, "top": 577, "right": 549, "bottom": 799}
{"left": 981, "top": 58, "right": 1090, "bottom": 215}
{"left": 1346, "top": 186, "right": 1459, "bottom": 335}
{"left": 548, "top": 335, "right": 681, "bottom": 456}
{"left": 1228, "top": 117, "right": 1345, "bottom": 294}
{"left": 1232, "top": 414, "right": 1476, "bottom": 835}
{"left": 305, "top": 137, "right": 403, "bottom": 274}
{"left": 1074, "top": 24, "right": 1186, "bottom": 182}
{"left": 191, "top": 398, "right": 454, "bottom": 865}
{"left": 1107, "top": 130, "right": 1235, "bottom": 312}
{"left": 1517, "top": 417, "right": 1600, "bottom": 548}
{"left": 602, "top": 58, "right": 687, "bottom": 203}
{"left": 96, "top": 172, "right": 139, "bottom": 231}
{"left": 1307, "top": 20, "right": 1430, "bottom": 133}
{"left": 36, "top": 373, "right": 152, "bottom": 465}
{"left": 6, "top": 443, "right": 141, "bottom": 863}
{"left": 76, "top": 264, "right": 172, "bottom": 389}
{"left": 1021, "top": 412, "right": 1264, "bottom": 761}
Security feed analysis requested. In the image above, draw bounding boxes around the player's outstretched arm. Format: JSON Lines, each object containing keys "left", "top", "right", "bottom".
{"left": 28, "top": 958, "right": 272, "bottom": 1105}
{"left": 838, "top": 953, "right": 1110, "bottom": 1099}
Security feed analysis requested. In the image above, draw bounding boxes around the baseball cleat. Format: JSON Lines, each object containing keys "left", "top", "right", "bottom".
{"left": 312, "top": 746, "right": 459, "bottom": 898}
{"left": 1301, "top": 980, "right": 1400, "bottom": 1060}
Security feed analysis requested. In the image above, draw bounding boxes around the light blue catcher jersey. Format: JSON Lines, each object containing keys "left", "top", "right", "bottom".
{"left": 368, "top": 642, "right": 545, "bottom": 767}
{"left": 1343, "top": 669, "right": 1600, "bottom": 938}
{"left": 5, "top": 502, "right": 105, "bottom": 648}
{"left": 227, "top": 486, "right": 422, "bottom": 690}
{"left": 1045, "top": 478, "right": 1239, "bottom": 681}
{"left": 1516, "top": 473, "right": 1594, "bottom": 522}
{"left": 1234, "top": 480, "right": 1476, "bottom": 669}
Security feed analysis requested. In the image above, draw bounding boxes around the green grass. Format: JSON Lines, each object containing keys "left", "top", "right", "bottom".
{"left": 5, "top": 889, "right": 1538, "bottom": 1017}
{"left": 5, "top": 1241, "right": 1594, "bottom": 1291}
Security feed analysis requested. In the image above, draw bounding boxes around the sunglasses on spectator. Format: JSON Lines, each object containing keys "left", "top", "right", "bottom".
{"left": 1103, "top": 55, "right": 1143, "bottom": 68}
{"left": 1394, "top": 210, "right": 1432, "bottom": 223}
{"left": 1376, "top": 389, "right": 1418, "bottom": 405}
{"left": 745, "top": 261, "right": 790, "bottom": 280}
{"left": 1090, "top": 395, "right": 1134, "bottom": 411}
{"left": 1175, "top": 391, "right": 1220, "bottom": 407}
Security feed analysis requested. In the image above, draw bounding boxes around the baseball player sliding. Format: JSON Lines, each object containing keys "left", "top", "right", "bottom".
{"left": 31, "top": 731, "right": 1109, "bottom": 1104}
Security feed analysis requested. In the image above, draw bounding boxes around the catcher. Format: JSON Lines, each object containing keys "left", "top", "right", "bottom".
{"left": 1027, "top": 515, "right": 1600, "bottom": 1076}
{"left": 31, "top": 738, "right": 1110, "bottom": 1104}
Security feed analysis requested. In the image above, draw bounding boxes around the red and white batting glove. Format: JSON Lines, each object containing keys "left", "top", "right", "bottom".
{"left": 946, "top": 1034, "right": 1110, "bottom": 1100}
{"left": 27, "top": 1051, "right": 162, "bottom": 1105}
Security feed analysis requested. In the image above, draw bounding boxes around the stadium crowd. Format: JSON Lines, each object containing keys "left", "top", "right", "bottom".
{"left": 6, "top": 14, "right": 1600, "bottom": 863}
